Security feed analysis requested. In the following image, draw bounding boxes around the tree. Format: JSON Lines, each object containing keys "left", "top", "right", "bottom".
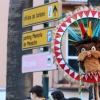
{"left": 6, "top": 0, "right": 33, "bottom": 100}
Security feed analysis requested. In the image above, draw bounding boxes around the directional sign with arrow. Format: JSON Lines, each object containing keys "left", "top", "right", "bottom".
{"left": 53, "top": 5, "right": 58, "bottom": 16}
{"left": 22, "top": 1, "right": 62, "bottom": 27}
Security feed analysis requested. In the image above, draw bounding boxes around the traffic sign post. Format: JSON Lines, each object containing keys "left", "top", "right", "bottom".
{"left": 22, "top": 1, "right": 62, "bottom": 27}
{"left": 22, "top": 27, "right": 55, "bottom": 50}
{"left": 22, "top": 1, "right": 62, "bottom": 99}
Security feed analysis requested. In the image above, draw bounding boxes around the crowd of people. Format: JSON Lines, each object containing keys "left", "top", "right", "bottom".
{"left": 26, "top": 85, "right": 81, "bottom": 100}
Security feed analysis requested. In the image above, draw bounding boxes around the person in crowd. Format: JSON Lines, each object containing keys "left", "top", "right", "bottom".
{"left": 50, "top": 91, "right": 65, "bottom": 100}
{"left": 26, "top": 96, "right": 31, "bottom": 100}
{"left": 62, "top": 97, "right": 81, "bottom": 100}
{"left": 68, "top": 97, "right": 81, "bottom": 100}
{"left": 29, "top": 85, "right": 44, "bottom": 100}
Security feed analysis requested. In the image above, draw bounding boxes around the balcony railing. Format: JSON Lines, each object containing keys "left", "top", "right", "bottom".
{"left": 62, "top": 0, "right": 88, "bottom": 5}
{"left": 64, "top": 0, "right": 87, "bottom": 1}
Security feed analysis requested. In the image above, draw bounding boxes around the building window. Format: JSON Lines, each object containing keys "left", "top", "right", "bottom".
{"left": 44, "top": 0, "right": 49, "bottom": 4}
{"left": 60, "top": 27, "right": 81, "bottom": 74}
{"left": 62, "top": 13, "right": 65, "bottom": 18}
{"left": 64, "top": 28, "right": 79, "bottom": 73}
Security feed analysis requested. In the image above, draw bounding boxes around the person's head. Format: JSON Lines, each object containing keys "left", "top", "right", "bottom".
{"left": 61, "top": 98, "right": 68, "bottom": 100}
{"left": 67, "top": 97, "right": 81, "bottom": 100}
{"left": 29, "top": 85, "right": 43, "bottom": 100}
{"left": 26, "top": 96, "right": 31, "bottom": 100}
{"left": 51, "top": 91, "right": 65, "bottom": 100}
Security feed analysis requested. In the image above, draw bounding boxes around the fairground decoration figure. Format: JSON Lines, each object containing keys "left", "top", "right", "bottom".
{"left": 51, "top": 5, "right": 100, "bottom": 100}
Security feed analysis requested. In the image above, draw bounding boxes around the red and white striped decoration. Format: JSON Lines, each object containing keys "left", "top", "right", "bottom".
{"left": 54, "top": 10, "right": 100, "bottom": 83}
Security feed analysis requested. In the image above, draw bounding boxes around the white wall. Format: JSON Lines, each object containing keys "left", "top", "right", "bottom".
{"left": 0, "top": 0, "right": 9, "bottom": 87}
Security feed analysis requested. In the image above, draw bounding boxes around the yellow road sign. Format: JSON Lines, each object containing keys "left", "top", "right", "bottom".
{"left": 22, "top": 1, "right": 62, "bottom": 27}
{"left": 22, "top": 27, "right": 55, "bottom": 50}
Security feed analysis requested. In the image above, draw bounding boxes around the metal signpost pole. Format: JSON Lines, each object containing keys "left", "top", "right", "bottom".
{"left": 42, "top": 71, "right": 49, "bottom": 98}
{"left": 88, "top": 1, "right": 100, "bottom": 99}
{"left": 42, "top": 0, "right": 49, "bottom": 98}
{"left": 87, "top": 0, "right": 93, "bottom": 99}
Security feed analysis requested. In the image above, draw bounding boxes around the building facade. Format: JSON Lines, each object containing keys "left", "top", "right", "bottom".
{"left": 0, "top": 0, "right": 90, "bottom": 100}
